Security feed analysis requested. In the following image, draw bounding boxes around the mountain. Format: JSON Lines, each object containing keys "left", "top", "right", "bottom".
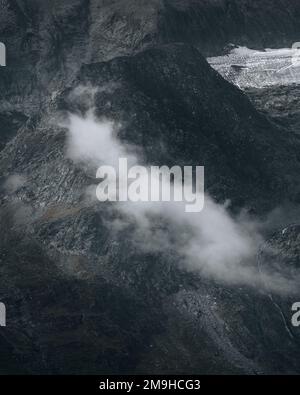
{"left": 0, "top": 0, "right": 300, "bottom": 375}
{"left": 1, "top": 0, "right": 300, "bottom": 113}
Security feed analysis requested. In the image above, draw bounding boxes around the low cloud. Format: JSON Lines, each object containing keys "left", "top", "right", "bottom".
{"left": 62, "top": 90, "right": 299, "bottom": 296}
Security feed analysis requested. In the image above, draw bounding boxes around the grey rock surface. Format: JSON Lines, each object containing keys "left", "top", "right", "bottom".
{"left": 0, "top": 0, "right": 300, "bottom": 375}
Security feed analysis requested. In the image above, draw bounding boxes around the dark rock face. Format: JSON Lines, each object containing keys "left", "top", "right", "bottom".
{"left": 159, "top": 0, "right": 300, "bottom": 54}
{"left": 246, "top": 85, "right": 300, "bottom": 136}
{"left": 71, "top": 44, "right": 300, "bottom": 211}
{"left": 257, "top": 225, "right": 300, "bottom": 373}
{"left": 2, "top": 44, "right": 300, "bottom": 211}
{"left": 0, "top": 111, "right": 27, "bottom": 151}
{"left": 0, "top": 1, "right": 300, "bottom": 375}
{"left": 1, "top": 0, "right": 300, "bottom": 113}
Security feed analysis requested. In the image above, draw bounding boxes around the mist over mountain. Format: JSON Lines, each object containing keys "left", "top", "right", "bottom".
{"left": 0, "top": 0, "right": 300, "bottom": 375}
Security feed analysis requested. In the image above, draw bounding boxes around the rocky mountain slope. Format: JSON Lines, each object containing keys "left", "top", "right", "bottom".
{"left": 0, "top": 0, "right": 300, "bottom": 375}
{"left": 246, "top": 85, "right": 300, "bottom": 136}
{"left": 1, "top": 0, "right": 300, "bottom": 114}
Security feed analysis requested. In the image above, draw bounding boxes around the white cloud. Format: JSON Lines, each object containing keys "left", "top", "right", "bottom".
{"left": 62, "top": 93, "right": 298, "bottom": 296}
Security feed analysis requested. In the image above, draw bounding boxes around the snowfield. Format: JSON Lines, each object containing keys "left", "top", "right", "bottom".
{"left": 208, "top": 46, "right": 300, "bottom": 88}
